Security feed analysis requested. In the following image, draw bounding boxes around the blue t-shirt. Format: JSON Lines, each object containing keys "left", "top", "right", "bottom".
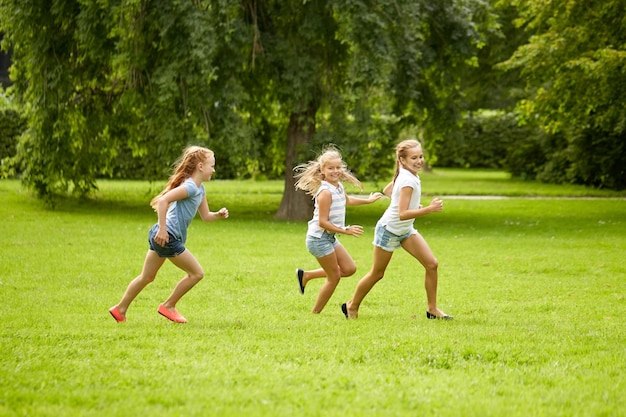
{"left": 164, "top": 178, "right": 205, "bottom": 243}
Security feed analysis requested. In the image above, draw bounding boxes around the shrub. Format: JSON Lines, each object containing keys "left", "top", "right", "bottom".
{"left": 435, "top": 110, "right": 536, "bottom": 170}
{"left": 0, "top": 108, "right": 26, "bottom": 174}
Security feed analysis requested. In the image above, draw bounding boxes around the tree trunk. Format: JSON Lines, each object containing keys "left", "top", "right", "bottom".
{"left": 275, "top": 104, "right": 316, "bottom": 221}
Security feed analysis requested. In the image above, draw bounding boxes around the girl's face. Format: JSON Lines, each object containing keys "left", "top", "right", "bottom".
{"left": 321, "top": 157, "right": 343, "bottom": 185}
{"left": 199, "top": 154, "right": 216, "bottom": 181}
{"left": 399, "top": 146, "right": 424, "bottom": 175}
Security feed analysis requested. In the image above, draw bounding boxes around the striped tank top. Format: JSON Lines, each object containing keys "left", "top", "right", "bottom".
{"left": 307, "top": 181, "right": 346, "bottom": 238}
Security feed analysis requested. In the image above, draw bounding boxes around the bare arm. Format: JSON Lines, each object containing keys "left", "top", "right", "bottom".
{"left": 382, "top": 181, "right": 394, "bottom": 197}
{"left": 397, "top": 186, "right": 443, "bottom": 221}
{"left": 197, "top": 197, "right": 229, "bottom": 222}
{"left": 345, "top": 192, "right": 384, "bottom": 206}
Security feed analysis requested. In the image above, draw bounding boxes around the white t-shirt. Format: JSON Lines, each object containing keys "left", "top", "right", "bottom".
{"left": 379, "top": 168, "right": 421, "bottom": 235}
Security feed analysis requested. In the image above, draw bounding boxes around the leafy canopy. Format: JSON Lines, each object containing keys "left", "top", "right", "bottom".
{"left": 0, "top": 0, "right": 492, "bottom": 200}
{"left": 501, "top": 0, "right": 626, "bottom": 189}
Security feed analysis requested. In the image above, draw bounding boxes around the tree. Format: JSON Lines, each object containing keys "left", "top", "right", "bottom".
{"left": 431, "top": 1, "right": 532, "bottom": 170}
{"left": 500, "top": 0, "right": 626, "bottom": 189}
{"left": 457, "top": 1, "right": 529, "bottom": 112}
{"left": 0, "top": 0, "right": 494, "bottom": 213}
{"left": 234, "top": 0, "right": 494, "bottom": 219}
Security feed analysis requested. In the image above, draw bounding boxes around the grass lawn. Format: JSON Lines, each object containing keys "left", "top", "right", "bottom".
{"left": 1, "top": 170, "right": 625, "bottom": 417}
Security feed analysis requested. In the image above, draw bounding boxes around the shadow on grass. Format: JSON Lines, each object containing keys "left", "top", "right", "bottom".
{"left": 5, "top": 179, "right": 625, "bottom": 232}
{"left": 47, "top": 194, "right": 626, "bottom": 238}
{"left": 47, "top": 192, "right": 283, "bottom": 223}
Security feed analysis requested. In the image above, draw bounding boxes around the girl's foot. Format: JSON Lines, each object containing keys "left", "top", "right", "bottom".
{"left": 158, "top": 304, "right": 187, "bottom": 323}
{"left": 341, "top": 303, "right": 348, "bottom": 318}
{"left": 342, "top": 301, "right": 358, "bottom": 319}
{"left": 296, "top": 268, "right": 305, "bottom": 294}
{"left": 426, "top": 309, "right": 453, "bottom": 320}
{"left": 109, "top": 306, "right": 126, "bottom": 322}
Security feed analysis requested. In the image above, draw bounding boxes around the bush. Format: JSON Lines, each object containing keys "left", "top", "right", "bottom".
{"left": 505, "top": 127, "right": 556, "bottom": 181}
{"left": 0, "top": 108, "right": 26, "bottom": 172}
{"left": 563, "top": 128, "right": 626, "bottom": 190}
{"left": 435, "top": 110, "right": 538, "bottom": 170}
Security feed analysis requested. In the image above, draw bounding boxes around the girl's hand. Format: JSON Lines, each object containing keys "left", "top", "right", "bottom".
{"left": 344, "top": 225, "right": 364, "bottom": 237}
{"left": 368, "top": 192, "right": 385, "bottom": 202}
{"left": 429, "top": 197, "right": 444, "bottom": 213}
{"left": 155, "top": 227, "right": 169, "bottom": 246}
{"left": 217, "top": 207, "right": 229, "bottom": 219}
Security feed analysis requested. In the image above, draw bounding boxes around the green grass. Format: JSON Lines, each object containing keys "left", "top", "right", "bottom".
{"left": 1, "top": 170, "right": 625, "bottom": 417}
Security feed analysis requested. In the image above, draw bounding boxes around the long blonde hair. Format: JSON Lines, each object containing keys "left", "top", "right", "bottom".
{"left": 150, "top": 145, "right": 214, "bottom": 210}
{"left": 294, "top": 145, "right": 362, "bottom": 196}
{"left": 392, "top": 139, "right": 422, "bottom": 182}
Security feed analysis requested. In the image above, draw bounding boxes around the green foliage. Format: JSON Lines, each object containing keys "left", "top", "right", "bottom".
{"left": 563, "top": 128, "right": 626, "bottom": 189}
{"left": 436, "top": 110, "right": 516, "bottom": 169}
{"left": 0, "top": 0, "right": 495, "bottom": 200}
{"left": 0, "top": 0, "right": 247, "bottom": 196}
{"left": 0, "top": 0, "right": 111, "bottom": 197}
{"left": 500, "top": 0, "right": 626, "bottom": 190}
{"left": 434, "top": 108, "right": 626, "bottom": 189}
{"left": 458, "top": 2, "right": 528, "bottom": 112}
{"left": 2, "top": 0, "right": 625, "bottom": 195}
{"left": 504, "top": 127, "right": 551, "bottom": 181}
{"left": 313, "top": 0, "right": 495, "bottom": 179}
{"left": 0, "top": 108, "right": 25, "bottom": 170}
{"left": 434, "top": 110, "right": 552, "bottom": 181}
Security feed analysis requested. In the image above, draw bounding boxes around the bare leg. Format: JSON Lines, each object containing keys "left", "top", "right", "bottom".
{"left": 346, "top": 246, "right": 393, "bottom": 318}
{"left": 401, "top": 233, "right": 448, "bottom": 317}
{"left": 311, "top": 244, "right": 356, "bottom": 313}
{"left": 111, "top": 250, "right": 167, "bottom": 320}
{"left": 301, "top": 244, "right": 357, "bottom": 287}
{"left": 300, "top": 268, "right": 327, "bottom": 287}
{"left": 162, "top": 249, "right": 204, "bottom": 310}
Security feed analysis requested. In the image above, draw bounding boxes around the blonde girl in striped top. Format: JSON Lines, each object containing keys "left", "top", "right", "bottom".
{"left": 294, "top": 145, "right": 383, "bottom": 313}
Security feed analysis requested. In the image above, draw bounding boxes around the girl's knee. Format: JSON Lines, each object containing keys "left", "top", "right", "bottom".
{"left": 140, "top": 274, "right": 157, "bottom": 284}
{"left": 366, "top": 269, "right": 385, "bottom": 283}
{"left": 424, "top": 258, "right": 438, "bottom": 272}
{"left": 190, "top": 270, "right": 204, "bottom": 283}
{"left": 341, "top": 265, "right": 357, "bottom": 277}
{"left": 326, "top": 273, "right": 341, "bottom": 285}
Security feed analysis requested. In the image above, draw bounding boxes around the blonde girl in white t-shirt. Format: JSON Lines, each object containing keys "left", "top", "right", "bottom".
{"left": 342, "top": 139, "right": 452, "bottom": 320}
{"left": 294, "top": 145, "right": 383, "bottom": 313}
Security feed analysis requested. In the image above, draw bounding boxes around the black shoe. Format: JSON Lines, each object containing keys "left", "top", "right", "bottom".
{"left": 296, "top": 268, "right": 305, "bottom": 294}
{"left": 426, "top": 311, "right": 453, "bottom": 320}
{"left": 341, "top": 303, "right": 348, "bottom": 319}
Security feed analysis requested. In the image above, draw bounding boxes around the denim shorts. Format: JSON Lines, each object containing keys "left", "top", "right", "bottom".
{"left": 306, "top": 231, "right": 340, "bottom": 258}
{"left": 148, "top": 224, "right": 186, "bottom": 258}
{"left": 373, "top": 222, "right": 417, "bottom": 252}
